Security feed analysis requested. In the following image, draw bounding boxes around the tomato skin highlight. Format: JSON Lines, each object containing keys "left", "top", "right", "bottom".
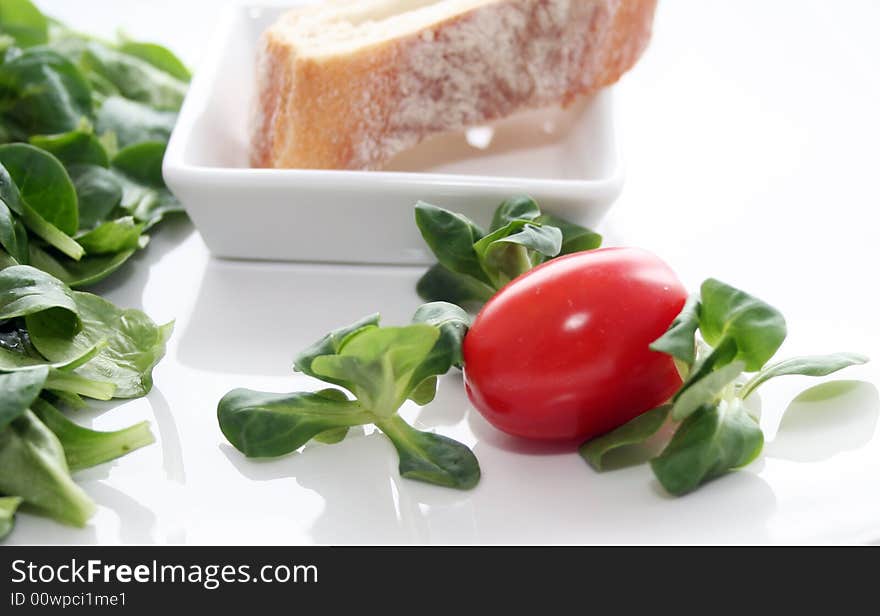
{"left": 462, "top": 247, "right": 688, "bottom": 442}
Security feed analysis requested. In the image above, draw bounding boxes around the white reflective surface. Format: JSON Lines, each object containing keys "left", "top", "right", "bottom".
{"left": 8, "top": 0, "right": 880, "bottom": 544}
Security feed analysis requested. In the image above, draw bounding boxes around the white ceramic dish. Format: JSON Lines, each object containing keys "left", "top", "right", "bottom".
{"left": 163, "top": 2, "right": 624, "bottom": 264}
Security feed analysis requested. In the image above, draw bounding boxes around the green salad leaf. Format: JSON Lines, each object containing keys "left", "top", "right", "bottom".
{"left": 0, "top": 365, "right": 47, "bottom": 429}
{"left": 26, "top": 291, "right": 173, "bottom": 398}
{"left": 81, "top": 41, "right": 187, "bottom": 111}
{"left": 0, "top": 198, "right": 29, "bottom": 263}
{"left": 579, "top": 404, "right": 671, "bottom": 471}
{"left": 0, "top": 409, "right": 95, "bottom": 526}
{"left": 17, "top": 199, "right": 85, "bottom": 261}
{"left": 0, "top": 266, "right": 168, "bottom": 402}
{"left": 112, "top": 141, "right": 165, "bottom": 187}
{"left": 0, "top": 0, "right": 186, "bottom": 541}
{"left": 293, "top": 313, "right": 380, "bottom": 383}
{"left": 68, "top": 164, "right": 123, "bottom": 229}
{"left": 0, "top": 495, "right": 22, "bottom": 540}
{"left": 75, "top": 216, "right": 144, "bottom": 254}
{"left": 31, "top": 398, "right": 153, "bottom": 470}
{"left": 415, "top": 197, "right": 601, "bottom": 310}
{"left": 415, "top": 264, "right": 495, "bottom": 310}
{"left": 27, "top": 242, "right": 138, "bottom": 288}
{"left": 489, "top": 195, "right": 541, "bottom": 229}
{"left": 44, "top": 367, "right": 115, "bottom": 401}
{"left": 650, "top": 295, "right": 701, "bottom": 366}
{"left": 650, "top": 399, "right": 764, "bottom": 496}
{"left": 698, "top": 278, "right": 787, "bottom": 372}
{"left": 0, "top": 321, "right": 98, "bottom": 372}
{"left": 310, "top": 325, "right": 440, "bottom": 418}
{"left": 95, "top": 96, "right": 177, "bottom": 149}
{"left": 581, "top": 279, "right": 868, "bottom": 496}
{"left": 0, "top": 5, "right": 187, "bottom": 290}
{"left": 0, "top": 264, "right": 79, "bottom": 335}
{"left": 415, "top": 201, "right": 488, "bottom": 284}
{"left": 30, "top": 129, "right": 111, "bottom": 167}
{"left": 117, "top": 39, "right": 191, "bottom": 81}
{"left": 218, "top": 389, "right": 373, "bottom": 458}
{"left": 740, "top": 353, "right": 869, "bottom": 399}
{"left": 0, "top": 0, "right": 48, "bottom": 48}
{"left": 0, "top": 264, "right": 173, "bottom": 538}
{"left": 377, "top": 414, "right": 480, "bottom": 490}
{"left": 0, "top": 250, "right": 17, "bottom": 269}
{"left": 535, "top": 213, "right": 603, "bottom": 257}
{"left": 2, "top": 164, "right": 73, "bottom": 258}
{"left": 411, "top": 301, "right": 470, "bottom": 370}
{"left": 473, "top": 219, "right": 562, "bottom": 287}
{"left": 671, "top": 361, "right": 745, "bottom": 421}
{"left": 0, "top": 47, "right": 92, "bottom": 137}
{"left": 220, "top": 304, "right": 480, "bottom": 490}
{"left": 407, "top": 376, "right": 438, "bottom": 406}
{"left": 0, "top": 148, "right": 86, "bottom": 259}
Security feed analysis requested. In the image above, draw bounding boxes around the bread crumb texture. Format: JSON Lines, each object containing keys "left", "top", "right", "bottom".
{"left": 251, "top": 0, "right": 656, "bottom": 170}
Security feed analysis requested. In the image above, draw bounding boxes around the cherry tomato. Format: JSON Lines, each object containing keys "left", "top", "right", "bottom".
{"left": 463, "top": 247, "right": 687, "bottom": 441}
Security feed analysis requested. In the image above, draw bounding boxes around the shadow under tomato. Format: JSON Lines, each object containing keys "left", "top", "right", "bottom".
{"left": 465, "top": 405, "right": 586, "bottom": 455}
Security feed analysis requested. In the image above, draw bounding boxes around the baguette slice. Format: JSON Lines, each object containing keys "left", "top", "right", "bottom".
{"left": 252, "top": 0, "right": 657, "bottom": 170}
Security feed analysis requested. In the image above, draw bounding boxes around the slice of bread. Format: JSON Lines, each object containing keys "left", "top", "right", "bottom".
{"left": 252, "top": 0, "right": 657, "bottom": 170}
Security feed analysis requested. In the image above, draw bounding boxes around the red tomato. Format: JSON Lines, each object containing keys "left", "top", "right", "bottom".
{"left": 463, "top": 247, "right": 687, "bottom": 442}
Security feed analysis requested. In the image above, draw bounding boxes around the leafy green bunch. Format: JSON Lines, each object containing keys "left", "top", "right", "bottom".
{"left": 580, "top": 279, "right": 867, "bottom": 494}
{"left": 219, "top": 302, "right": 481, "bottom": 490}
{"left": 0, "top": 264, "right": 172, "bottom": 538}
{"left": 0, "top": 0, "right": 188, "bottom": 287}
{"left": 415, "top": 196, "right": 602, "bottom": 309}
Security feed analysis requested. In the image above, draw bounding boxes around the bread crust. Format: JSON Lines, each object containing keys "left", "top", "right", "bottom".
{"left": 252, "top": 0, "right": 657, "bottom": 170}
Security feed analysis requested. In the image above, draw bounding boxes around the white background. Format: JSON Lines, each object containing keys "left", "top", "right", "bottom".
{"left": 9, "top": 0, "right": 880, "bottom": 544}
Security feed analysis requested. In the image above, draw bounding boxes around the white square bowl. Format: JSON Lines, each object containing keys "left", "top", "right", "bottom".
{"left": 163, "top": 2, "right": 624, "bottom": 264}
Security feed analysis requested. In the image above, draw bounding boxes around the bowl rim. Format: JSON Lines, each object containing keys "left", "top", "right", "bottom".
{"left": 163, "top": 2, "right": 625, "bottom": 196}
